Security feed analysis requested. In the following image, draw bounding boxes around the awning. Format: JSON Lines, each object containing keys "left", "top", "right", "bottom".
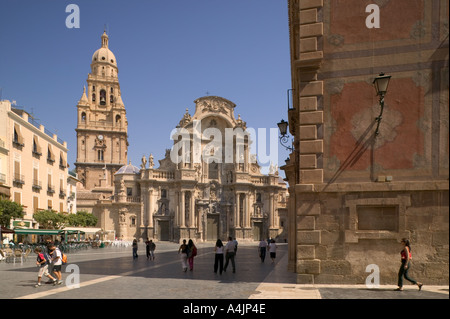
{"left": 63, "top": 227, "right": 100, "bottom": 234}
{"left": 63, "top": 230, "right": 85, "bottom": 235}
{"left": 1, "top": 226, "right": 15, "bottom": 234}
{"left": 13, "top": 229, "right": 63, "bottom": 235}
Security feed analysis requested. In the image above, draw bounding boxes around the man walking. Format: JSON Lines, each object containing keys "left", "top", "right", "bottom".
{"left": 224, "top": 236, "right": 236, "bottom": 273}
{"left": 49, "top": 244, "right": 63, "bottom": 285}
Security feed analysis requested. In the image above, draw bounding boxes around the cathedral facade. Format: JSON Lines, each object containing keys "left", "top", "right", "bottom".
{"left": 75, "top": 32, "right": 288, "bottom": 242}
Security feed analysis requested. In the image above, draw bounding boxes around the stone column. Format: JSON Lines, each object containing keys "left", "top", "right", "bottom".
{"left": 235, "top": 192, "right": 240, "bottom": 227}
{"left": 175, "top": 191, "right": 180, "bottom": 227}
{"left": 140, "top": 187, "right": 147, "bottom": 228}
{"left": 190, "top": 192, "right": 195, "bottom": 228}
{"left": 269, "top": 192, "right": 274, "bottom": 229}
{"left": 148, "top": 188, "right": 153, "bottom": 228}
{"left": 180, "top": 190, "right": 186, "bottom": 228}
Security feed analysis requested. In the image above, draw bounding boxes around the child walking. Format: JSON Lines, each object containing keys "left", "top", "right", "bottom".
{"left": 34, "top": 247, "right": 56, "bottom": 288}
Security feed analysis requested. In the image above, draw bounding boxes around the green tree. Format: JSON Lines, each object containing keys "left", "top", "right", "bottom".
{"left": 0, "top": 199, "right": 25, "bottom": 227}
{"left": 67, "top": 211, "right": 98, "bottom": 227}
{"left": 33, "top": 210, "right": 68, "bottom": 229}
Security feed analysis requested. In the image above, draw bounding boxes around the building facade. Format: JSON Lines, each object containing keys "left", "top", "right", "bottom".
{"left": 0, "top": 100, "right": 69, "bottom": 227}
{"left": 75, "top": 31, "right": 128, "bottom": 191}
{"left": 283, "top": 0, "right": 449, "bottom": 284}
{"left": 75, "top": 33, "right": 288, "bottom": 243}
{"left": 91, "top": 96, "right": 288, "bottom": 242}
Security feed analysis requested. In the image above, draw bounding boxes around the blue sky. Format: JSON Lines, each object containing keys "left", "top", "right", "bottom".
{"left": 0, "top": 0, "right": 292, "bottom": 177}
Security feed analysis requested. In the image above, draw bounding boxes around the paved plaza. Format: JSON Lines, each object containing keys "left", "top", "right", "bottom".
{"left": 1, "top": 242, "right": 448, "bottom": 300}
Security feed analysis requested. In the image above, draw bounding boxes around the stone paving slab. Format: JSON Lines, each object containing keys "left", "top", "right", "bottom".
{"left": 1, "top": 242, "right": 448, "bottom": 301}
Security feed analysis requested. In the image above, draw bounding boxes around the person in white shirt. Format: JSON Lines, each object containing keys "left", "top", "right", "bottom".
{"left": 258, "top": 239, "right": 268, "bottom": 262}
{"left": 268, "top": 239, "right": 277, "bottom": 263}
{"left": 214, "top": 239, "right": 224, "bottom": 274}
{"left": 224, "top": 236, "right": 236, "bottom": 273}
{"left": 49, "top": 245, "right": 63, "bottom": 285}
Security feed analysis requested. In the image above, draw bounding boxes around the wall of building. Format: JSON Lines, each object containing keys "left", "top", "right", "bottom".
{"left": 285, "top": 0, "right": 448, "bottom": 284}
{"left": 0, "top": 100, "right": 69, "bottom": 226}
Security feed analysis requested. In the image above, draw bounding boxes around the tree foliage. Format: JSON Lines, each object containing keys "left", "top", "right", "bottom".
{"left": 33, "top": 210, "right": 67, "bottom": 229}
{"left": 0, "top": 199, "right": 25, "bottom": 227}
{"left": 67, "top": 211, "right": 98, "bottom": 227}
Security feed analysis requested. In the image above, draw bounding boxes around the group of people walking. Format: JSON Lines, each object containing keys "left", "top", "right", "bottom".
{"left": 132, "top": 238, "right": 157, "bottom": 260}
{"left": 258, "top": 238, "right": 277, "bottom": 263}
{"left": 178, "top": 239, "right": 198, "bottom": 272}
{"left": 130, "top": 236, "right": 424, "bottom": 291}
{"left": 34, "top": 243, "right": 64, "bottom": 288}
{"left": 213, "top": 237, "right": 238, "bottom": 274}
{"left": 181, "top": 236, "right": 275, "bottom": 275}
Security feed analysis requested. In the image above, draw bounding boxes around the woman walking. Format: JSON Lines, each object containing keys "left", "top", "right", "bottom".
{"left": 178, "top": 239, "right": 189, "bottom": 272}
{"left": 396, "top": 238, "right": 423, "bottom": 291}
{"left": 214, "top": 239, "right": 224, "bottom": 274}
{"left": 187, "top": 239, "right": 197, "bottom": 271}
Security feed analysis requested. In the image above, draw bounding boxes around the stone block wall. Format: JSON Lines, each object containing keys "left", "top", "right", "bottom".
{"left": 295, "top": 183, "right": 449, "bottom": 284}
{"left": 286, "top": 0, "right": 449, "bottom": 285}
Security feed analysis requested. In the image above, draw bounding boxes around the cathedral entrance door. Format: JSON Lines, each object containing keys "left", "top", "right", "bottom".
{"left": 206, "top": 214, "right": 219, "bottom": 241}
{"left": 158, "top": 220, "right": 170, "bottom": 241}
{"left": 253, "top": 222, "right": 263, "bottom": 241}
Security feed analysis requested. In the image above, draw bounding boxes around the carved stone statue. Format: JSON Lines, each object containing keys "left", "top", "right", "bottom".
{"left": 148, "top": 154, "right": 154, "bottom": 168}
{"left": 141, "top": 155, "right": 147, "bottom": 169}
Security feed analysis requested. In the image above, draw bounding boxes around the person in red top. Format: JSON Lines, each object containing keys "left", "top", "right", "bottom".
{"left": 396, "top": 238, "right": 423, "bottom": 291}
{"left": 34, "top": 247, "right": 56, "bottom": 288}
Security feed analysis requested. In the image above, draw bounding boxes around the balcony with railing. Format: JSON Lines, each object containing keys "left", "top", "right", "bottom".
{"left": 13, "top": 173, "right": 25, "bottom": 185}
{"left": 151, "top": 170, "right": 175, "bottom": 181}
{"left": 47, "top": 185, "right": 55, "bottom": 195}
{"left": 12, "top": 134, "right": 24, "bottom": 148}
{"left": 32, "top": 179, "right": 42, "bottom": 190}
{"left": 113, "top": 195, "right": 141, "bottom": 203}
{"left": 59, "top": 189, "right": 66, "bottom": 198}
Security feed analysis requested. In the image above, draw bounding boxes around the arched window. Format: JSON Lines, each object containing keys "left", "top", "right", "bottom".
{"left": 208, "top": 161, "right": 219, "bottom": 180}
{"left": 100, "top": 89, "right": 106, "bottom": 105}
{"left": 115, "top": 115, "right": 121, "bottom": 125}
{"left": 81, "top": 112, "right": 86, "bottom": 122}
{"left": 92, "top": 93, "right": 96, "bottom": 102}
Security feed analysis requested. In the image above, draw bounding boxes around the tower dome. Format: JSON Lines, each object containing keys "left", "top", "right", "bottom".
{"left": 115, "top": 162, "right": 140, "bottom": 175}
{"left": 91, "top": 31, "right": 117, "bottom": 67}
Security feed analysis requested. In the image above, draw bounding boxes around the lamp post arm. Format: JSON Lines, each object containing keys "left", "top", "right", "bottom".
{"left": 279, "top": 135, "right": 294, "bottom": 152}
{"left": 374, "top": 95, "right": 385, "bottom": 136}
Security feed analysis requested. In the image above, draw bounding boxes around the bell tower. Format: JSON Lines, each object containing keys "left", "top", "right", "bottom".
{"left": 75, "top": 31, "right": 128, "bottom": 190}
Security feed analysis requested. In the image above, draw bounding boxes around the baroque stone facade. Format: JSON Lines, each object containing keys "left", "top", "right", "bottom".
{"left": 283, "top": 0, "right": 449, "bottom": 284}
{"left": 94, "top": 96, "right": 288, "bottom": 242}
{"left": 75, "top": 32, "right": 288, "bottom": 243}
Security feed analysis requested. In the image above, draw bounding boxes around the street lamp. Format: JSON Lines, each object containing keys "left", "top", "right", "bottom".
{"left": 277, "top": 119, "right": 293, "bottom": 152}
{"left": 373, "top": 72, "right": 391, "bottom": 136}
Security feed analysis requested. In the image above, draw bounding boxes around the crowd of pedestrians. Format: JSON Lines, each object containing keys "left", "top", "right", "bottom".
{"left": 28, "top": 235, "right": 426, "bottom": 293}
{"left": 170, "top": 236, "right": 276, "bottom": 274}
